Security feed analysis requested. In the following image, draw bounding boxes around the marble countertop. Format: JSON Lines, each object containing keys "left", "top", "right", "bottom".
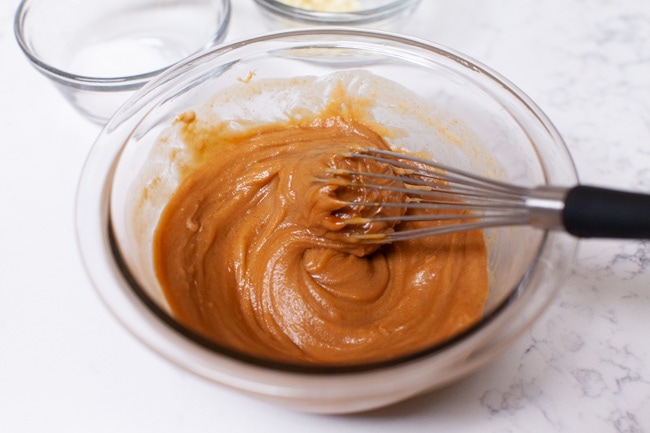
{"left": 1, "top": 0, "right": 649, "bottom": 431}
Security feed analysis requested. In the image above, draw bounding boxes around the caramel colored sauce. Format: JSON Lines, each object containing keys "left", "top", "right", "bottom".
{"left": 153, "top": 107, "right": 488, "bottom": 366}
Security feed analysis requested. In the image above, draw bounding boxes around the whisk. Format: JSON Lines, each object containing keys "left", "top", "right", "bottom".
{"left": 319, "top": 148, "right": 650, "bottom": 243}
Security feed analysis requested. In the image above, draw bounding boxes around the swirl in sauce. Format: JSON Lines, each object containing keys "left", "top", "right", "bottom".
{"left": 153, "top": 111, "right": 488, "bottom": 366}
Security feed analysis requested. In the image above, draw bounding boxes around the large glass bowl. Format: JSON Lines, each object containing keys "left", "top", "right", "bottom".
{"left": 76, "top": 29, "right": 578, "bottom": 413}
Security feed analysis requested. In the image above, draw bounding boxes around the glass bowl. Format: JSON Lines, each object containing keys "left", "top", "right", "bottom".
{"left": 14, "top": 0, "right": 231, "bottom": 124}
{"left": 76, "top": 29, "right": 578, "bottom": 413}
{"left": 253, "top": 0, "right": 422, "bottom": 30}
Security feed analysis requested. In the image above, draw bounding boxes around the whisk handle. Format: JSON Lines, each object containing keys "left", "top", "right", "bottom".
{"left": 563, "top": 185, "right": 650, "bottom": 239}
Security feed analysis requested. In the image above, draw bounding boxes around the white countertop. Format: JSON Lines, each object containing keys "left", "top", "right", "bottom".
{"left": 1, "top": 1, "right": 649, "bottom": 431}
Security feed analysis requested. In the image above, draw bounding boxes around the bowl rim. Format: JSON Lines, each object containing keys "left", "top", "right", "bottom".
{"left": 13, "top": 0, "right": 232, "bottom": 88}
{"left": 76, "top": 28, "right": 579, "bottom": 377}
{"left": 253, "top": 0, "right": 422, "bottom": 25}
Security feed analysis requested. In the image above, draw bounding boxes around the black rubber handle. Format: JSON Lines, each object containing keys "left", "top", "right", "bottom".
{"left": 563, "top": 185, "right": 650, "bottom": 239}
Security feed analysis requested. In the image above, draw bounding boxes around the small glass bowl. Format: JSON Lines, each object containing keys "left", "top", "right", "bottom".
{"left": 14, "top": 0, "right": 231, "bottom": 124}
{"left": 76, "top": 29, "right": 578, "bottom": 413}
{"left": 253, "top": 0, "right": 422, "bottom": 30}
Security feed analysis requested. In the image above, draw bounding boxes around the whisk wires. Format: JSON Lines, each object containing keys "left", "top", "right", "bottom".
{"left": 317, "top": 148, "right": 556, "bottom": 242}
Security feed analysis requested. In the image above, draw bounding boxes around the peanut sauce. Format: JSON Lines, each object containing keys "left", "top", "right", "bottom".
{"left": 152, "top": 96, "right": 488, "bottom": 366}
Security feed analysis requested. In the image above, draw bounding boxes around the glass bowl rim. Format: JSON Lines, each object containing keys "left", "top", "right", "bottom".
{"left": 13, "top": 0, "right": 232, "bottom": 87}
{"left": 253, "top": 0, "right": 422, "bottom": 25}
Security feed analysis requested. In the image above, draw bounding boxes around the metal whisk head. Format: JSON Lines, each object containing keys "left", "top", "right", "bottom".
{"left": 317, "top": 148, "right": 567, "bottom": 243}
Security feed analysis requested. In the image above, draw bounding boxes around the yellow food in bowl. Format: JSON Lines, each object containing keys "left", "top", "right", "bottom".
{"left": 277, "top": 0, "right": 361, "bottom": 12}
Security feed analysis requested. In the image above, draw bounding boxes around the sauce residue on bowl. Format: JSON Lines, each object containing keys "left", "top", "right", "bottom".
{"left": 152, "top": 85, "right": 489, "bottom": 366}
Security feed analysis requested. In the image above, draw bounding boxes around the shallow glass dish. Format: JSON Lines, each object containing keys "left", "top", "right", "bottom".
{"left": 253, "top": 0, "right": 422, "bottom": 30}
{"left": 14, "top": 0, "right": 231, "bottom": 124}
{"left": 76, "top": 29, "right": 578, "bottom": 413}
